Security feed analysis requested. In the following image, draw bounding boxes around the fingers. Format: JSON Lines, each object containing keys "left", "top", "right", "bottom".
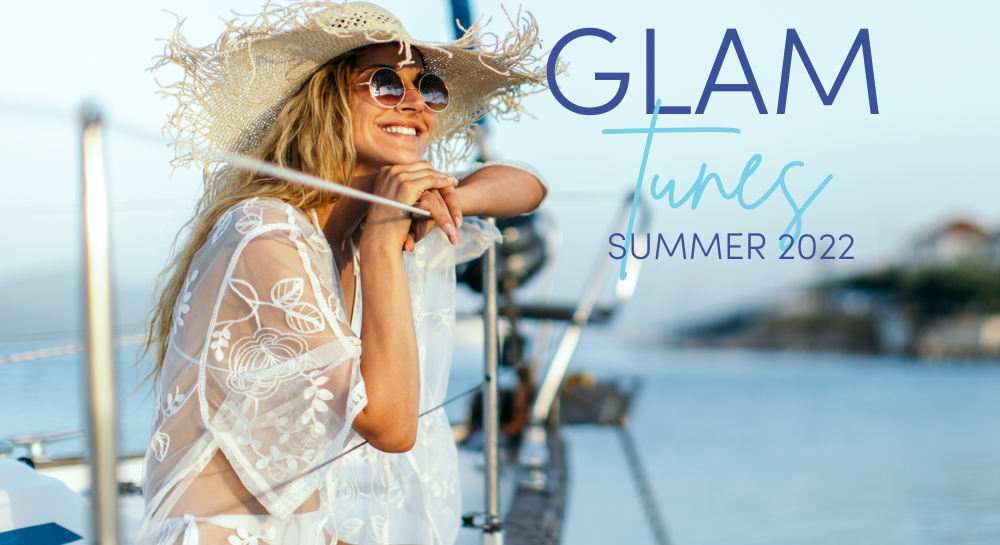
{"left": 378, "top": 164, "right": 458, "bottom": 206}
{"left": 367, "top": 163, "right": 460, "bottom": 250}
{"left": 419, "top": 190, "right": 459, "bottom": 245}
{"left": 437, "top": 184, "right": 463, "bottom": 229}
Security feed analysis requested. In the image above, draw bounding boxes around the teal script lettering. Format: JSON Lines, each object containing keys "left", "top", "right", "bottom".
{"left": 603, "top": 99, "right": 833, "bottom": 280}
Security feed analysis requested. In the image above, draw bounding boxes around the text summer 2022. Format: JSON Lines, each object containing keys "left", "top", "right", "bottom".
{"left": 609, "top": 233, "right": 856, "bottom": 261}
{"left": 546, "top": 27, "right": 879, "bottom": 280}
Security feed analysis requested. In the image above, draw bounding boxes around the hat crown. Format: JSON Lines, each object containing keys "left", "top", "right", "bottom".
{"left": 320, "top": 2, "right": 400, "bottom": 32}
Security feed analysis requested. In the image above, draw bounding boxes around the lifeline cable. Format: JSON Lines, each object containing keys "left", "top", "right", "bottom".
{"left": 0, "top": 334, "right": 146, "bottom": 365}
{"left": 276, "top": 362, "right": 525, "bottom": 490}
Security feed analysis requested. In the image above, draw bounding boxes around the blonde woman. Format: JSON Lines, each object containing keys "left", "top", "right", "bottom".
{"left": 137, "top": 2, "right": 551, "bottom": 545}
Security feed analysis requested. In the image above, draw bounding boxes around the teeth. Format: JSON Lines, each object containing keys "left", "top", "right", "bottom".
{"left": 382, "top": 126, "right": 417, "bottom": 136}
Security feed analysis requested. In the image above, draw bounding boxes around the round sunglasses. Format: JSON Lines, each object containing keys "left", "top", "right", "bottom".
{"left": 354, "top": 67, "right": 450, "bottom": 113}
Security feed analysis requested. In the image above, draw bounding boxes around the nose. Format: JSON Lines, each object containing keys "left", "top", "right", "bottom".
{"left": 397, "top": 83, "right": 426, "bottom": 113}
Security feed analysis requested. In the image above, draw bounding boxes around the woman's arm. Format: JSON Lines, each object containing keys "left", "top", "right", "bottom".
{"left": 350, "top": 162, "right": 459, "bottom": 452}
{"left": 401, "top": 163, "right": 547, "bottom": 248}
{"left": 455, "top": 164, "right": 546, "bottom": 218}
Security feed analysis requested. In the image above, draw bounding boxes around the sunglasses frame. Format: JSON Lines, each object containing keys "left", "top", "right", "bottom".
{"left": 354, "top": 67, "right": 450, "bottom": 113}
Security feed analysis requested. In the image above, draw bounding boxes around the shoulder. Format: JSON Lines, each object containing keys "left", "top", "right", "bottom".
{"left": 207, "top": 198, "right": 325, "bottom": 248}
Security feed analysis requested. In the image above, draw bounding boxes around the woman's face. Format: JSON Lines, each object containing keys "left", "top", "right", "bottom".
{"left": 350, "top": 44, "right": 437, "bottom": 176}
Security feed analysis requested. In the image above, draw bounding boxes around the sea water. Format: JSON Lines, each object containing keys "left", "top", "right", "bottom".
{"left": 2, "top": 330, "right": 999, "bottom": 545}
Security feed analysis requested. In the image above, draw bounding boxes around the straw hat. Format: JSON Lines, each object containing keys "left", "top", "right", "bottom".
{"left": 152, "top": 1, "right": 556, "bottom": 173}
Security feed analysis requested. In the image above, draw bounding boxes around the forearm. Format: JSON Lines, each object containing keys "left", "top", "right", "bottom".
{"left": 352, "top": 242, "right": 420, "bottom": 452}
{"left": 455, "top": 165, "right": 545, "bottom": 218}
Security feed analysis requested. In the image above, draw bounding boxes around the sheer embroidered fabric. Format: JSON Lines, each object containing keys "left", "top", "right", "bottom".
{"left": 136, "top": 161, "right": 546, "bottom": 545}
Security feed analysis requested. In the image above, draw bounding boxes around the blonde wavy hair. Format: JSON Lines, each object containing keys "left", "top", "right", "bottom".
{"left": 143, "top": 47, "right": 370, "bottom": 386}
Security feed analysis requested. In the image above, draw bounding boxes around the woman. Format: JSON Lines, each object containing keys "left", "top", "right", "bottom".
{"left": 137, "top": 2, "right": 551, "bottom": 545}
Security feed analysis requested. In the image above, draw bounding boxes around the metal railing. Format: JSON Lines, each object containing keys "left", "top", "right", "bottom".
{"left": 481, "top": 219, "right": 503, "bottom": 544}
{"left": 80, "top": 103, "right": 120, "bottom": 545}
{"left": 7, "top": 428, "right": 83, "bottom": 462}
{"left": 530, "top": 194, "right": 649, "bottom": 425}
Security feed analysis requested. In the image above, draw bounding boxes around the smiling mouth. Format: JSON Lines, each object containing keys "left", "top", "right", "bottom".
{"left": 381, "top": 125, "right": 418, "bottom": 136}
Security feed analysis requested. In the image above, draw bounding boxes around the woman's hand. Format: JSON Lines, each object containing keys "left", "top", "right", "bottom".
{"left": 363, "top": 161, "right": 458, "bottom": 252}
{"left": 404, "top": 184, "right": 463, "bottom": 251}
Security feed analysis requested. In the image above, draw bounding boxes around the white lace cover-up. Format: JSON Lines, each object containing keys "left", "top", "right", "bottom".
{"left": 136, "top": 161, "right": 546, "bottom": 545}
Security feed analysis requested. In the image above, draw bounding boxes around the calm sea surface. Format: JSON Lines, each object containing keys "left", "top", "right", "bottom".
{"left": 2, "top": 331, "right": 999, "bottom": 545}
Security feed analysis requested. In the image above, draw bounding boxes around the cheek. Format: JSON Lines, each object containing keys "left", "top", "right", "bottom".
{"left": 352, "top": 105, "right": 380, "bottom": 147}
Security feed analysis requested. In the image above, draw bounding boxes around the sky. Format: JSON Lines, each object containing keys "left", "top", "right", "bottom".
{"left": 1, "top": 0, "right": 998, "bottom": 338}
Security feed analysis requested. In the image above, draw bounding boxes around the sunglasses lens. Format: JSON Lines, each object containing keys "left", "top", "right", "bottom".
{"left": 369, "top": 68, "right": 405, "bottom": 108}
{"left": 419, "top": 74, "right": 449, "bottom": 112}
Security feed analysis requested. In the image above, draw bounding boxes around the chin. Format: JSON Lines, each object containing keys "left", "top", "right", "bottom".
{"left": 356, "top": 136, "right": 430, "bottom": 169}
{"left": 381, "top": 146, "right": 427, "bottom": 165}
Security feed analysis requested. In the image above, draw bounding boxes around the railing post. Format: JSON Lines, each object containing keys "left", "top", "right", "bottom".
{"left": 482, "top": 218, "right": 503, "bottom": 544}
{"left": 80, "top": 103, "right": 119, "bottom": 545}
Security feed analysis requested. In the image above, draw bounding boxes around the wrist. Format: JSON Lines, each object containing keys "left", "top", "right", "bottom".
{"left": 358, "top": 227, "right": 402, "bottom": 257}
{"left": 455, "top": 184, "right": 485, "bottom": 218}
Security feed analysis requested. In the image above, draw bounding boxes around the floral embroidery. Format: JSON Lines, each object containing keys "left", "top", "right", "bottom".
{"left": 305, "top": 231, "right": 329, "bottom": 255}
{"left": 328, "top": 294, "right": 348, "bottom": 324}
{"left": 235, "top": 200, "right": 263, "bottom": 233}
{"left": 366, "top": 516, "right": 389, "bottom": 545}
{"left": 423, "top": 469, "right": 450, "bottom": 499}
{"left": 271, "top": 278, "right": 325, "bottom": 334}
{"left": 300, "top": 371, "right": 335, "bottom": 437}
{"left": 226, "top": 328, "right": 310, "bottom": 400}
{"left": 151, "top": 432, "right": 170, "bottom": 462}
{"left": 210, "top": 325, "right": 232, "bottom": 361}
{"left": 162, "top": 386, "right": 187, "bottom": 417}
{"left": 337, "top": 519, "right": 364, "bottom": 543}
{"left": 172, "top": 269, "right": 198, "bottom": 335}
{"left": 211, "top": 210, "right": 233, "bottom": 244}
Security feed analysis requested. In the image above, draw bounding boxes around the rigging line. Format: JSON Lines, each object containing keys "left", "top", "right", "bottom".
{"left": 0, "top": 105, "right": 433, "bottom": 219}
{"left": 618, "top": 423, "right": 673, "bottom": 545}
{"left": 217, "top": 152, "right": 432, "bottom": 218}
{"left": 281, "top": 363, "right": 524, "bottom": 488}
{"left": 0, "top": 200, "right": 196, "bottom": 215}
{"left": 0, "top": 334, "right": 146, "bottom": 365}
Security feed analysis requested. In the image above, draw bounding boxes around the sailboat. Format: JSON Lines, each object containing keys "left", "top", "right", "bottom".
{"left": 0, "top": 97, "right": 664, "bottom": 545}
{"left": 0, "top": 3, "right": 668, "bottom": 542}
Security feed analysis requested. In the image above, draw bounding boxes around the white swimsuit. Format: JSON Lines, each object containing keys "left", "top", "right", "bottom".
{"left": 166, "top": 510, "right": 330, "bottom": 545}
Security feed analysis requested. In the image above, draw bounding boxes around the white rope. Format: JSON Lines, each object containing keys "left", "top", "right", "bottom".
{"left": 218, "top": 152, "right": 431, "bottom": 217}
{"left": 0, "top": 333, "right": 146, "bottom": 365}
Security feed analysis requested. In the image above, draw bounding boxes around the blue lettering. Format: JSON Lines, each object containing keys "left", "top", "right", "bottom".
{"left": 656, "top": 233, "right": 686, "bottom": 259}
{"left": 646, "top": 29, "right": 691, "bottom": 114}
{"left": 547, "top": 28, "right": 629, "bottom": 115}
{"left": 696, "top": 29, "right": 767, "bottom": 114}
{"left": 727, "top": 233, "right": 743, "bottom": 259}
{"left": 631, "top": 232, "right": 651, "bottom": 259}
{"left": 692, "top": 233, "right": 721, "bottom": 258}
{"left": 778, "top": 29, "right": 878, "bottom": 114}
{"left": 609, "top": 233, "right": 626, "bottom": 259}
{"left": 748, "top": 233, "right": 766, "bottom": 259}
